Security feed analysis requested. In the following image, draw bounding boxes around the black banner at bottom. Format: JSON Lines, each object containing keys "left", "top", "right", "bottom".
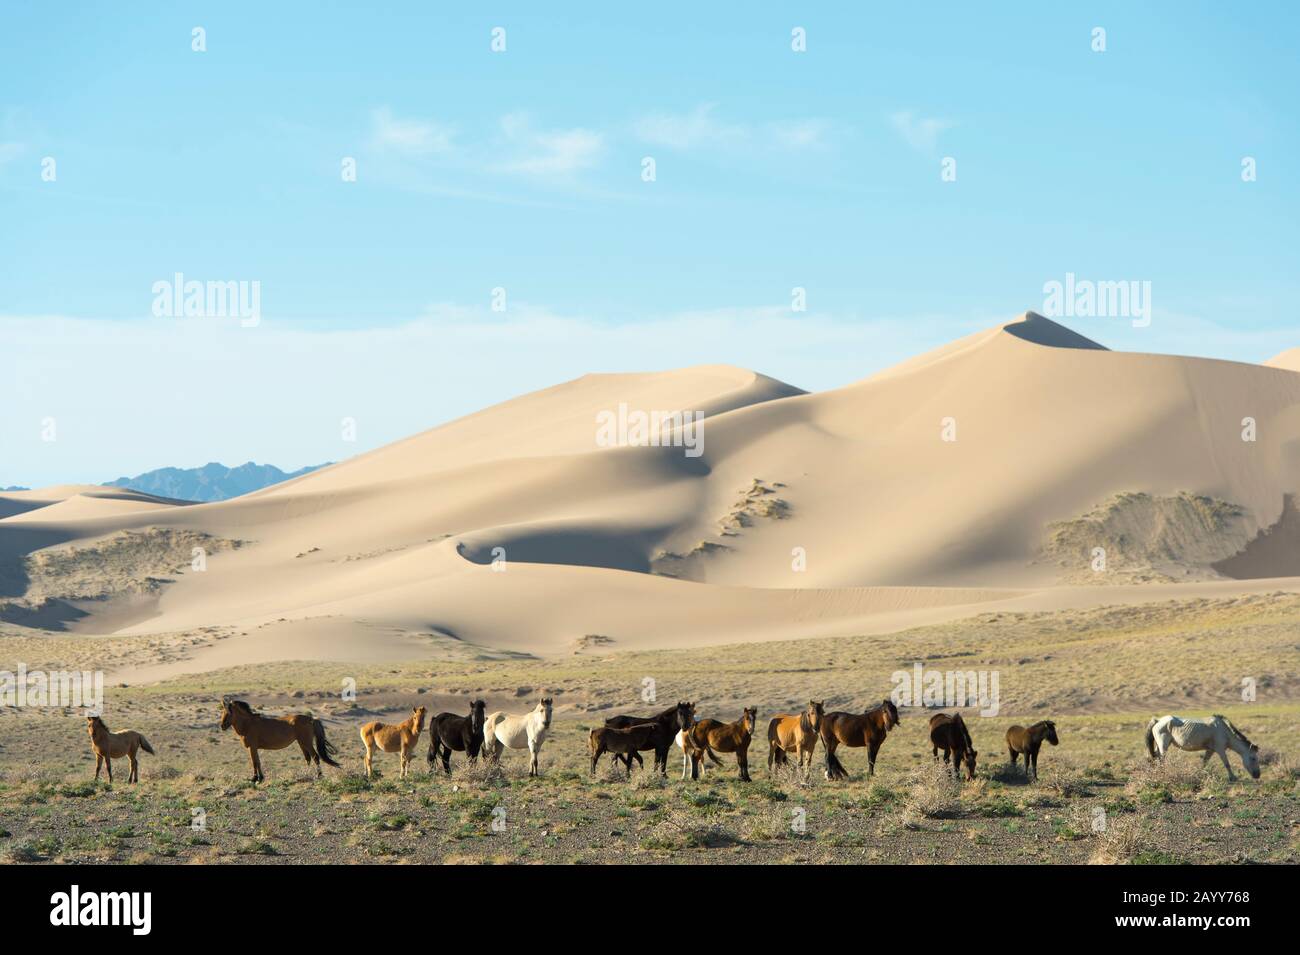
{"left": 1, "top": 862, "right": 1278, "bottom": 940}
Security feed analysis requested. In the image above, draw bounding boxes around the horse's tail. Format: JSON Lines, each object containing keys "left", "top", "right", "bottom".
{"left": 313, "top": 719, "right": 342, "bottom": 768}
{"left": 705, "top": 746, "right": 725, "bottom": 766}
{"left": 137, "top": 735, "right": 155, "bottom": 756}
{"left": 1144, "top": 717, "right": 1159, "bottom": 760}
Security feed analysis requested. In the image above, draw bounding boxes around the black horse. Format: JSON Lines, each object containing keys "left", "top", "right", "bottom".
{"left": 604, "top": 701, "right": 695, "bottom": 776}
{"left": 427, "top": 699, "right": 486, "bottom": 774}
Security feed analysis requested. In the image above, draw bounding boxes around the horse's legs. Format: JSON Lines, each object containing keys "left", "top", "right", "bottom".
{"left": 105, "top": 757, "right": 113, "bottom": 783}
{"left": 867, "top": 740, "right": 882, "bottom": 777}
{"left": 528, "top": 737, "right": 541, "bottom": 777}
{"left": 590, "top": 743, "right": 604, "bottom": 775}
{"left": 1216, "top": 747, "right": 1236, "bottom": 781}
{"left": 738, "top": 746, "right": 751, "bottom": 783}
{"left": 1009, "top": 748, "right": 1019, "bottom": 768}
{"left": 128, "top": 751, "right": 138, "bottom": 783}
{"left": 94, "top": 754, "right": 103, "bottom": 781}
{"left": 364, "top": 741, "right": 374, "bottom": 779}
{"left": 1030, "top": 750, "right": 1039, "bottom": 781}
{"left": 297, "top": 737, "right": 316, "bottom": 776}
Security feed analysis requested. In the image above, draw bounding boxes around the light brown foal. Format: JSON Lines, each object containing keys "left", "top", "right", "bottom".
{"left": 360, "top": 706, "right": 427, "bottom": 779}
{"left": 87, "top": 716, "right": 155, "bottom": 783}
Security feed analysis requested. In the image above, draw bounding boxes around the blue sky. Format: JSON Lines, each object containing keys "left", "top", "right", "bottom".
{"left": 3, "top": 2, "right": 1299, "bottom": 486}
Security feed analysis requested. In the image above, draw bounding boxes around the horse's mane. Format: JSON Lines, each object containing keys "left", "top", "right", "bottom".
{"left": 226, "top": 699, "right": 254, "bottom": 714}
{"left": 1218, "top": 715, "right": 1254, "bottom": 747}
{"left": 1031, "top": 720, "right": 1054, "bottom": 732}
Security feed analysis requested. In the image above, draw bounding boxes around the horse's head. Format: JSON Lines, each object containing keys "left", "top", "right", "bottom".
{"left": 412, "top": 706, "right": 427, "bottom": 732}
{"left": 219, "top": 697, "right": 234, "bottom": 731}
{"left": 742, "top": 707, "right": 758, "bottom": 734}
{"left": 539, "top": 698, "right": 553, "bottom": 729}
{"left": 469, "top": 699, "right": 486, "bottom": 734}
{"left": 806, "top": 700, "right": 825, "bottom": 732}
{"left": 882, "top": 698, "right": 901, "bottom": 729}
{"left": 86, "top": 715, "right": 103, "bottom": 734}
{"left": 1225, "top": 719, "right": 1262, "bottom": 780}
{"left": 1043, "top": 721, "right": 1059, "bottom": 746}
{"left": 675, "top": 701, "right": 695, "bottom": 731}
{"left": 963, "top": 747, "right": 978, "bottom": 781}
{"left": 1242, "top": 742, "right": 1261, "bottom": 780}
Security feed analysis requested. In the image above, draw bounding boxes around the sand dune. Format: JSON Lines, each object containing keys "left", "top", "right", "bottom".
{"left": 5, "top": 312, "right": 1300, "bottom": 673}
{"left": 0, "top": 487, "right": 191, "bottom": 524}
{"left": 1264, "top": 347, "right": 1300, "bottom": 372}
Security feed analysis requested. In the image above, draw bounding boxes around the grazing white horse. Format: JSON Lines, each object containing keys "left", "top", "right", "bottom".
{"left": 482, "top": 698, "right": 553, "bottom": 777}
{"left": 1145, "top": 714, "right": 1261, "bottom": 781}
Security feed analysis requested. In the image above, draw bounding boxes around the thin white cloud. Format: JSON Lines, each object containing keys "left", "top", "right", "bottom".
{"left": 369, "top": 107, "right": 455, "bottom": 155}
{"left": 633, "top": 103, "right": 745, "bottom": 150}
{"left": 889, "top": 111, "right": 953, "bottom": 153}
{"left": 0, "top": 142, "right": 24, "bottom": 164}
{"left": 635, "top": 104, "right": 833, "bottom": 152}
{"left": 768, "top": 119, "right": 831, "bottom": 150}
{"left": 495, "top": 113, "right": 604, "bottom": 176}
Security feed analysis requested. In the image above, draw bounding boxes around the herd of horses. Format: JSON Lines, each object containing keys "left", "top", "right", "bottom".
{"left": 82, "top": 698, "right": 1263, "bottom": 786}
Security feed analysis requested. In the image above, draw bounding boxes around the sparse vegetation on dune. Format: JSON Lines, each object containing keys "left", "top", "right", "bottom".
{"left": 0, "top": 593, "right": 1296, "bottom": 864}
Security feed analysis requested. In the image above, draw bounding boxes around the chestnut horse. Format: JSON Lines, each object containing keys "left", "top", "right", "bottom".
{"left": 768, "top": 701, "right": 824, "bottom": 775}
{"left": 821, "top": 699, "right": 900, "bottom": 779}
{"left": 219, "top": 697, "right": 341, "bottom": 784}
{"left": 360, "top": 706, "right": 427, "bottom": 779}
{"left": 1006, "top": 720, "right": 1058, "bottom": 781}
{"left": 929, "top": 712, "right": 978, "bottom": 781}
{"left": 86, "top": 716, "right": 154, "bottom": 783}
{"left": 590, "top": 723, "right": 660, "bottom": 777}
{"left": 685, "top": 707, "right": 758, "bottom": 781}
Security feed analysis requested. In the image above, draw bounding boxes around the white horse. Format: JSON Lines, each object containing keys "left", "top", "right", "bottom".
{"left": 1145, "top": 714, "right": 1260, "bottom": 781}
{"left": 482, "top": 698, "right": 553, "bottom": 777}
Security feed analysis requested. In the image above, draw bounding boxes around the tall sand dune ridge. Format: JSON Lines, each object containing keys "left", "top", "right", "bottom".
{"left": 5, "top": 311, "right": 1300, "bottom": 671}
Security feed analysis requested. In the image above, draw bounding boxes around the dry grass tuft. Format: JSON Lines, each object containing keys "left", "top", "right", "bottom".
{"left": 900, "top": 761, "right": 962, "bottom": 828}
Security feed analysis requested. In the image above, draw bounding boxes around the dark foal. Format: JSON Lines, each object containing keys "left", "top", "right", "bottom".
{"left": 1006, "top": 720, "right": 1058, "bottom": 780}
{"left": 604, "top": 701, "right": 695, "bottom": 776}
{"left": 929, "top": 712, "right": 978, "bottom": 781}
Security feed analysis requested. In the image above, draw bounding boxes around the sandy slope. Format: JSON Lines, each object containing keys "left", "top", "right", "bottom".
{"left": 0, "top": 487, "right": 190, "bottom": 524}
{"left": 5, "top": 313, "right": 1300, "bottom": 674}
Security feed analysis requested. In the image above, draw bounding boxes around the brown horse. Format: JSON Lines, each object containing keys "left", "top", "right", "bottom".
{"left": 590, "top": 723, "right": 660, "bottom": 777}
{"left": 929, "top": 712, "right": 978, "bottom": 780}
{"left": 219, "top": 697, "right": 342, "bottom": 784}
{"left": 821, "top": 699, "right": 900, "bottom": 779}
{"left": 768, "top": 701, "right": 824, "bottom": 775}
{"left": 86, "top": 716, "right": 154, "bottom": 783}
{"left": 360, "top": 706, "right": 427, "bottom": 779}
{"left": 1006, "top": 720, "right": 1058, "bottom": 780}
{"left": 686, "top": 707, "right": 758, "bottom": 781}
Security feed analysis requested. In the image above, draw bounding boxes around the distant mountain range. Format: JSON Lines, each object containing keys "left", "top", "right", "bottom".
{"left": 105, "top": 461, "right": 329, "bottom": 502}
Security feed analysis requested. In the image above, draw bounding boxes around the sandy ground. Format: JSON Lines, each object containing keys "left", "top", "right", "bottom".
{"left": 1, "top": 594, "right": 1296, "bottom": 865}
